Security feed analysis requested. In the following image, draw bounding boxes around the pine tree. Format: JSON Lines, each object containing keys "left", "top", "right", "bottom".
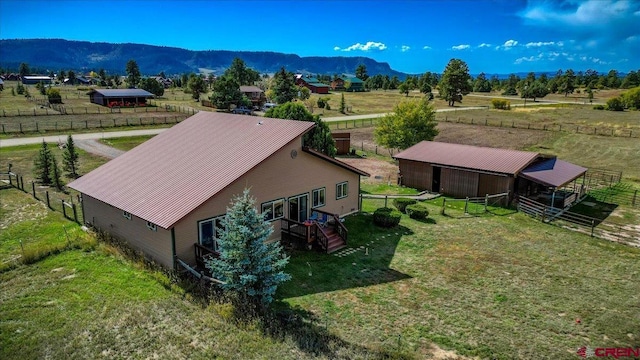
{"left": 50, "top": 155, "right": 64, "bottom": 190}
{"left": 206, "top": 189, "right": 291, "bottom": 311}
{"left": 62, "top": 135, "right": 79, "bottom": 178}
{"left": 34, "top": 140, "right": 53, "bottom": 185}
{"left": 340, "top": 93, "right": 346, "bottom": 114}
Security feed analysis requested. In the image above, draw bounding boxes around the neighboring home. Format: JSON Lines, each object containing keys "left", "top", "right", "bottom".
{"left": 87, "top": 88, "right": 154, "bottom": 107}
{"left": 5, "top": 73, "right": 20, "bottom": 81}
{"left": 69, "top": 112, "right": 369, "bottom": 269}
{"left": 295, "top": 75, "right": 330, "bottom": 94}
{"left": 240, "top": 85, "right": 266, "bottom": 107}
{"left": 64, "top": 76, "right": 91, "bottom": 85}
{"left": 331, "top": 76, "right": 364, "bottom": 92}
{"left": 0, "top": 78, "right": 4, "bottom": 91}
{"left": 153, "top": 76, "right": 173, "bottom": 88}
{"left": 394, "top": 141, "right": 587, "bottom": 207}
{"left": 21, "top": 75, "right": 53, "bottom": 85}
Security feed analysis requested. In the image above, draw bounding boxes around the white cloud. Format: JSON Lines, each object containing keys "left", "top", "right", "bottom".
{"left": 334, "top": 41, "right": 387, "bottom": 52}
{"left": 422, "top": 45, "right": 432, "bottom": 50}
{"left": 525, "top": 41, "right": 555, "bottom": 48}
{"left": 478, "top": 43, "right": 492, "bottom": 48}
{"left": 503, "top": 39, "right": 518, "bottom": 48}
{"left": 451, "top": 44, "right": 470, "bottom": 50}
{"left": 514, "top": 56, "right": 536, "bottom": 64}
{"left": 401, "top": 45, "right": 411, "bottom": 52}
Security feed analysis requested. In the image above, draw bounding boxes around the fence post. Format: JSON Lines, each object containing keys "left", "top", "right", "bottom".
{"left": 484, "top": 194, "right": 489, "bottom": 212}
{"left": 464, "top": 197, "right": 469, "bottom": 214}
{"left": 375, "top": 146, "right": 378, "bottom": 155}
{"left": 46, "top": 191, "right": 51, "bottom": 208}
{"left": 20, "top": 176, "right": 25, "bottom": 191}
{"left": 19, "top": 123, "right": 22, "bottom": 132}
{"left": 441, "top": 198, "right": 446, "bottom": 215}
{"left": 384, "top": 195, "right": 388, "bottom": 208}
{"left": 541, "top": 206, "right": 546, "bottom": 222}
{"left": 85, "top": 120, "right": 88, "bottom": 129}
{"left": 31, "top": 182, "right": 37, "bottom": 199}
{"left": 590, "top": 220, "right": 595, "bottom": 237}
{"left": 1, "top": 124, "right": 4, "bottom": 133}
{"left": 633, "top": 190, "right": 637, "bottom": 206}
{"left": 35, "top": 122, "right": 39, "bottom": 132}
{"left": 361, "top": 141, "right": 364, "bottom": 151}
{"left": 61, "top": 200, "right": 67, "bottom": 218}
{"left": 99, "top": 119, "right": 102, "bottom": 128}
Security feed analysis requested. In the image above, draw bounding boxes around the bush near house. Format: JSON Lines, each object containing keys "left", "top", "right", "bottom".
{"left": 406, "top": 203, "right": 429, "bottom": 220}
{"left": 392, "top": 198, "right": 417, "bottom": 213}
{"left": 373, "top": 207, "right": 402, "bottom": 228}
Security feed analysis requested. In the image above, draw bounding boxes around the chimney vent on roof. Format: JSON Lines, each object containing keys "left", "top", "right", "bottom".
{"left": 257, "top": 121, "right": 264, "bottom": 125}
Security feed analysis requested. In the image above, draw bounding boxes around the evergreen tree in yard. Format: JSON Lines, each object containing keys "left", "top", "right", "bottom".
{"left": 50, "top": 155, "right": 64, "bottom": 191}
{"left": 206, "top": 189, "right": 291, "bottom": 311}
{"left": 34, "top": 140, "right": 53, "bottom": 185}
{"left": 439, "top": 58, "right": 472, "bottom": 106}
{"left": 62, "top": 135, "right": 79, "bottom": 178}
{"left": 271, "top": 67, "right": 297, "bottom": 104}
{"left": 340, "top": 93, "right": 346, "bottom": 113}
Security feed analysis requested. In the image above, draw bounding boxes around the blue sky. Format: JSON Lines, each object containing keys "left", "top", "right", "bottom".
{"left": 1, "top": 0, "right": 638, "bottom": 74}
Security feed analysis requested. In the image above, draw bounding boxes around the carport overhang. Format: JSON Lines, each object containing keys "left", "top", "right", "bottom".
{"left": 520, "top": 158, "right": 587, "bottom": 189}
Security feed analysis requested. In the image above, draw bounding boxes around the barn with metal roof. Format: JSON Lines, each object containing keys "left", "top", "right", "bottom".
{"left": 87, "top": 88, "right": 154, "bottom": 107}
{"left": 394, "top": 141, "right": 587, "bottom": 204}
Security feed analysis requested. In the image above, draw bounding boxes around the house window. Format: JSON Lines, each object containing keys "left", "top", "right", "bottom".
{"left": 312, "top": 188, "right": 326, "bottom": 208}
{"left": 123, "top": 211, "right": 131, "bottom": 220}
{"left": 336, "top": 182, "right": 348, "bottom": 199}
{"left": 146, "top": 221, "right": 157, "bottom": 231}
{"left": 261, "top": 199, "right": 284, "bottom": 222}
{"left": 288, "top": 194, "right": 309, "bottom": 222}
{"left": 198, "top": 216, "right": 225, "bottom": 251}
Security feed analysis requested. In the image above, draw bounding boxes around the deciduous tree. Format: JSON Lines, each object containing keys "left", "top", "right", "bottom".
{"left": 264, "top": 102, "right": 336, "bottom": 157}
{"left": 187, "top": 75, "right": 207, "bottom": 100}
{"left": 374, "top": 97, "right": 438, "bottom": 155}
{"left": 210, "top": 75, "right": 242, "bottom": 110}
{"left": 225, "top": 58, "right": 260, "bottom": 86}
{"left": 139, "top": 77, "right": 164, "bottom": 97}
{"left": 206, "top": 189, "right": 290, "bottom": 311}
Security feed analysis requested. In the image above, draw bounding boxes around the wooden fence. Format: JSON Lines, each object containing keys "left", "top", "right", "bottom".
{"left": 440, "top": 192, "right": 511, "bottom": 217}
{"left": 1, "top": 171, "right": 82, "bottom": 224}
{"left": 437, "top": 115, "right": 638, "bottom": 138}
{"left": 0, "top": 115, "right": 187, "bottom": 134}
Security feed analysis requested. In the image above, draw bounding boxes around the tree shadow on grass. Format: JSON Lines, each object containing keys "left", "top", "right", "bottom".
{"left": 279, "top": 213, "right": 412, "bottom": 298}
{"left": 260, "top": 303, "right": 412, "bottom": 359}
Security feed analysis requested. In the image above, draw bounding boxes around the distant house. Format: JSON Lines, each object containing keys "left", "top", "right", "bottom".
{"left": 0, "top": 79, "right": 4, "bottom": 91}
{"left": 295, "top": 75, "right": 330, "bottom": 94}
{"left": 331, "top": 76, "right": 364, "bottom": 91}
{"left": 69, "top": 112, "right": 369, "bottom": 269}
{"left": 21, "top": 76, "right": 53, "bottom": 85}
{"left": 240, "top": 85, "right": 266, "bottom": 107}
{"left": 6, "top": 74, "right": 20, "bottom": 81}
{"left": 64, "top": 76, "right": 91, "bottom": 85}
{"left": 394, "top": 141, "right": 587, "bottom": 207}
{"left": 153, "top": 76, "right": 173, "bottom": 88}
{"left": 87, "top": 88, "right": 154, "bottom": 107}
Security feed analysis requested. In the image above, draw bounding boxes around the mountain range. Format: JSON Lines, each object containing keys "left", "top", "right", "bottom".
{"left": 0, "top": 39, "right": 408, "bottom": 78}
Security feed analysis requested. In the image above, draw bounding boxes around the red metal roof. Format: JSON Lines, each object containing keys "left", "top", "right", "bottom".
{"left": 68, "top": 112, "right": 315, "bottom": 229}
{"left": 394, "top": 141, "right": 540, "bottom": 175}
{"left": 302, "top": 148, "right": 370, "bottom": 177}
{"left": 520, "top": 158, "right": 587, "bottom": 188}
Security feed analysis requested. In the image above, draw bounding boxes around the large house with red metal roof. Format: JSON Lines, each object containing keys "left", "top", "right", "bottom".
{"left": 394, "top": 141, "right": 587, "bottom": 207}
{"left": 69, "top": 112, "right": 368, "bottom": 269}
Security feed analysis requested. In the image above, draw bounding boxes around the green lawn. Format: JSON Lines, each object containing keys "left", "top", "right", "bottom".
{"left": 281, "top": 199, "right": 640, "bottom": 359}
{"left": 2, "top": 187, "right": 639, "bottom": 359}
{"left": 99, "top": 135, "right": 156, "bottom": 151}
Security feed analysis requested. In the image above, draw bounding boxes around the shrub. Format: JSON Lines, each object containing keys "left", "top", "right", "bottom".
{"left": 406, "top": 204, "right": 429, "bottom": 220}
{"left": 373, "top": 207, "right": 402, "bottom": 228}
{"left": 491, "top": 98, "right": 511, "bottom": 110}
{"left": 393, "top": 198, "right": 417, "bottom": 213}
{"left": 593, "top": 104, "right": 605, "bottom": 110}
{"left": 47, "top": 88, "right": 62, "bottom": 104}
{"left": 606, "top": 97, "right": 624, "bottom": 111}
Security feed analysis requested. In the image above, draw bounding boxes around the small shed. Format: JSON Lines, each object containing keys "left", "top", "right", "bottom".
{"left": 332, "top": 132, "right": 351, "bottom": 155}
{"left": 87, "top": 89, "right": 154, "bottom": 107}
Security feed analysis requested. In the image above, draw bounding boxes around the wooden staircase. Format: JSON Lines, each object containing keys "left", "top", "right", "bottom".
{"left": 324, "top": 226, "right": 346, "bottom": 253}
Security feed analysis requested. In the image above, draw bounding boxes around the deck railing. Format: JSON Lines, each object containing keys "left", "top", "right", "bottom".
{"left": 194, "top": 243, "right": 218, "bottom": 269}
{"left": 311, "top": 209, "right": 348, "bottom": 248}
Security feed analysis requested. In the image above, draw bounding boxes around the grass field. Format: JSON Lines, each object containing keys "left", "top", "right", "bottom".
{"left": 99, "top": 135, "right": 156, "bottom": 151}
{"left": 2, "top": 188, "right": 639, "bottom": 359}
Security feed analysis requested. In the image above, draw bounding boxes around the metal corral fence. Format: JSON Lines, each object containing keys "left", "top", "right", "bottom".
{"left": 0, "top": 171, "right": 82, "bottom": 224}
{"left": 517, "top": 197, "right": 639, "bottom": 247}
{"left": 437, "top": 114, "right": 639, "bottom": 138}
{"left": 0, "top": 115, "right": 188, "bottom": 134}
